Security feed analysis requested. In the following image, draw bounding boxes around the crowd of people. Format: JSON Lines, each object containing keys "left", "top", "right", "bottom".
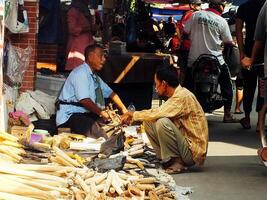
{"left": 55, "top": 0, "right": 267, "bottom": 173}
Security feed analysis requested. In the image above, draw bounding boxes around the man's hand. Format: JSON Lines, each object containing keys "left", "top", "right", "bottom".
{"left": 100, "top": 110, "right": 110, "bottom": 122}
{"left": 121, "top": 112, "right": 134, "bottom": 125}
{"left": 241, "top": 56, "right": 252, "bottom": 69}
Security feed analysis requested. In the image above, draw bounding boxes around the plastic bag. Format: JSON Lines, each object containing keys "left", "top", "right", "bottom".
{"left": 6, "top": 43, "right": 32, "bottom": 85}
{"left": 5, "top": 0, "right": 29, "bottom": 33}
{"left": 100, "top": 130, "right": 125, "bottom": 157}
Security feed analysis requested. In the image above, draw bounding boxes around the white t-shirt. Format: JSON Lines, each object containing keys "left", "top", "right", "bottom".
{"left": 184, "top": 8, "right": 233, "bottom": 67}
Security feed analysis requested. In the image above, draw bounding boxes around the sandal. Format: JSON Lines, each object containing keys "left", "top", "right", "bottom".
{"left": 234, "top": 111, "right": 244, "bottom": 114}
{"left": 240, "top": 117, "right": 251, "bottom": 129}
{"left": 165, "top": 166, "right": 188, "bottom": 174}
{"left": 223, "top": 116, "right": 240, "bottom": 123}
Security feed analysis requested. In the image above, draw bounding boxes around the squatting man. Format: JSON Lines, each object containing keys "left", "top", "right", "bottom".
{"left": 122, "top": 66, "right": 208, "bottom": 174}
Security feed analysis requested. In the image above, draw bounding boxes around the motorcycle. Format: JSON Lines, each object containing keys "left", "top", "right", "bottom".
{"left": 192, "top": 54, "right": 224, "bottom": 113}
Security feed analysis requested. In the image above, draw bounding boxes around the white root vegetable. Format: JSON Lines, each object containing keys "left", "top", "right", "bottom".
{"left": 0, "top": 174, "right": 69, "bottom": 194}
{"left": 103, "top": 171, "right": 113, "bottom": 194}
{"left": 84, "top": 170, "right": 95, "bottom": 179}
{"left": 90, "top": 181, "right": 100, "bottom": 198}
{"left": 75, "top": 174, "right": 91, "bottom": 193}
{"left": 0, "top": 145, "right": 22, "bottom": 161}
{"left": 129, "top": 170, "right": 140, "bottom": 177}
{"left": 0, "top": 130, "right": 19, "bottom": 142}
{"left": 136, "top": 183, "right": 155, "bottom": 191}
{"left": 52, "top": 155, "right": 74, "bottom": 167}
{"left": 0, "top": 165, "right": 67, "bottom": 183}
{"left": 111, "top": 171, "right": 124, "bottom": 195}
{"left": 127, "top": 144, "right": 144, "bottom": 153}
{"left": 128, "top": 149, "right": 144, "bottom": 157}
{"left": 53, "top": 146, "right": 81, "bottom": 167}
{"left": 0, "top": 191, "right": 39, "bottom": 200}
{"left": 127, "top": 158, "right": 145, "bottom": 170}
{"left": 1, "top": 140, "right": 24, "bottom": 148}
{"left": 0, "top": 144, "right": 25, "bottom": 154}
{"left": 3, "top": 163, "right": 73, "bottom": 172}
{"left": 128, "top": 185, "right": 142, "bottom": 196}
{"left": 155, "top": 188, "right": 169, "bottom": 195}
{"left": 109, "top": 186, "right": 116, "bottom": 194}
{"left": 96, "top": 183, "right": 105, "bottom": 192}
{"left": 0, "top": 153, "right": 17, "bottom": 163}
{"left": 154, "top": 185, "right": 165, "bottom": 191}
{"left": 136, "top": 177, "right": 157, "bottom": 184}
{"left": 0, "top": 177, "right": 56, "bottom": 200}
{"left": 148, "top": 191, "right": 160, "bottom": 200}
{"left": 94, "top": 172, "right": 108, "bottom": 185}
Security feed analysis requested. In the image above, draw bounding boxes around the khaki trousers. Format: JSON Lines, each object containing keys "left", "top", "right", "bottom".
{"left": 144, "top": 118, "right": 194, "bottom": 166}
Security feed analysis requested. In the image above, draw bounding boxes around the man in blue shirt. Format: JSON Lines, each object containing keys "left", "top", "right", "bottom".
{"left": 56, "top": 44, "right": 128, "bottom": 138}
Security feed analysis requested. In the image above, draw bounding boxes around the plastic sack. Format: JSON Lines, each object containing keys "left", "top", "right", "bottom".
{"left": 100, "top": 130, "right": 125, "bottom": 157}
{"left": 5, "top": 0, "right": 29, "bottom": 33}
{"left": 6, "top": 43, "right": 32, "bottom": 85}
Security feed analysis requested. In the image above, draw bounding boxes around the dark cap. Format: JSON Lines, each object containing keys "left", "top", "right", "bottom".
{"left": 189, "top": 0, "right": 203, "bottom": 4}
{"left": 209, "top": 0, "right": 227, "bottom": 5}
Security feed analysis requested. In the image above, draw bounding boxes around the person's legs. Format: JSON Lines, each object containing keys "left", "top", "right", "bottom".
{"left": 155, "top": 118, "right": 194, "bottom": 166}
{"left": 235, "top": 88, "right": 243, "bottom": 113}
{"left": 256, "top": 65, "right": 265, "bottom": 131}
{"left": 62, "top": 113, "right": 107, "bottom": 139}
{"left": 234, "top": 72, "right": 243, "bottom": 113}
{"left": 143, "top": 121, "right": 161, "bottom": 158}
{"left": 240, "top": 69, "right": 258, "bottom": 128}
{"left": 218, "top": 64, "right": 238, "bottom": 122}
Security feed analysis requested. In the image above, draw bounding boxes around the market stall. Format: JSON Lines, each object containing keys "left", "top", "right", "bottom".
{"left": 99, "top": 52, "right": 170, "bottom": 110}
{"left": 0, "top": 113, "right": 192, "bottom": 200}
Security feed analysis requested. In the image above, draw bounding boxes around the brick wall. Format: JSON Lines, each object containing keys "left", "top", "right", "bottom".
{"left": 37, "top": 44, "right": 58, "bottom": 64}
{"left": 10, "top": 1, "right": 38, "bottom": 92}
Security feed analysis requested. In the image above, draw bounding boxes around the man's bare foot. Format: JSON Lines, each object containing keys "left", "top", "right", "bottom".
{"left": 164, "top": 158, "right": 187, "bottom": 174}
{"left": 258, "top": 147, "right": 267, "bottom": 161}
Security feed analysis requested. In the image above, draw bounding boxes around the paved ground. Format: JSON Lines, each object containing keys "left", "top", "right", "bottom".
{"left": 172, "top": 108, "right": 267, "bottom": 200}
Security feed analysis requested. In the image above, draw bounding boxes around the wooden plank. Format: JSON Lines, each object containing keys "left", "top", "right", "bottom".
{"left": 114, "top": 56, "right": 140, "bottom": 83}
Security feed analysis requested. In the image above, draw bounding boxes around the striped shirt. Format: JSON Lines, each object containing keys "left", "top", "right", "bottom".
{"left": 133, "top": 85, "right": 208, "bottom": 165}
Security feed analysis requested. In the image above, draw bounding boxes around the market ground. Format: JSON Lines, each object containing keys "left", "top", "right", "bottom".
{"left": 151, "top": 92, "right": 267, "bottom": 200}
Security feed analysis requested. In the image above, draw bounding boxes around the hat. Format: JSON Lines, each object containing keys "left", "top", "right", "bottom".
{"left": 189, "top": 0, "right": 203, "bottom": 4}
{"left": 209, "top": 0, "right": 227, "bottom": 5}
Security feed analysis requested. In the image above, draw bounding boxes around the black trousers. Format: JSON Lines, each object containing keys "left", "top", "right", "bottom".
{"left": 58, "top": 113, "right": 107, "bottom": 139}
{"left": 242, "top": 66, "right": 264, "bottom": 114}
{"left": 218, "top": 64, "right": 233, "bottom": 111}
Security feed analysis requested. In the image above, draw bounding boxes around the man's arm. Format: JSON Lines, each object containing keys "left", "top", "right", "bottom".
{"left": 79, "top": 98, "right": 109, "bottom": 120}
{"left": 242, "top": 40, "right": 264, "bottom": 67}
{"left": 235, "top": 18, "right": 245, "bottom": 60}
{"left": 109, "top": 92, "right": 128, "bottom": 114}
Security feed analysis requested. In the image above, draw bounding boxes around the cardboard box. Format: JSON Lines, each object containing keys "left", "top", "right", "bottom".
{"left": 10, "top": 124, "right": 34, "bottom": 142}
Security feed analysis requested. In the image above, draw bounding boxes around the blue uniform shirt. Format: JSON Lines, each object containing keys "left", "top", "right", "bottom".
{"left": 56, "top": 63, "right": 113, "bottom": 126}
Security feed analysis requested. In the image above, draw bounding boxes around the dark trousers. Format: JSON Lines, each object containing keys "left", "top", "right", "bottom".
{"left": 58, "top": 113, "right": 107, "bottom": 139}
{"left": 242, "top": 66, "right": 264, "bottom": 114}
{"left": 218, "top": 64, "right": 233, "bottom": 111}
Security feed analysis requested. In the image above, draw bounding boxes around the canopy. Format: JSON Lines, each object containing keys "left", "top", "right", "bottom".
{"left": 143, "top": 0, "right": 248, "bottom": 5}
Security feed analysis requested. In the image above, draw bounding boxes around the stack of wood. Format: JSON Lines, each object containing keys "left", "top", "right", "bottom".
{"left": 0, "top": 130, "right": 26, "bottom": 163}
